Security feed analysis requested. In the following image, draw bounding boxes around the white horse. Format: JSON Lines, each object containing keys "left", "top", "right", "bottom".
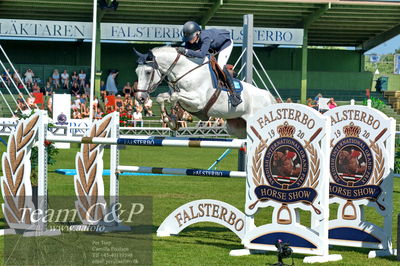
{"left": 134, "top": 46, "right": 276, "bottom": 138}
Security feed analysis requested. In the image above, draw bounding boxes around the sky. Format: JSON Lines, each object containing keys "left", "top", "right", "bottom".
{"left": 366, "top": 34, "right": 400, "bottom": 55}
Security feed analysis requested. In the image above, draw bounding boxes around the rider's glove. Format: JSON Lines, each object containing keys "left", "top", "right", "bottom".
{"left": 176, "top": 47, "right": 187, "bottom": 56}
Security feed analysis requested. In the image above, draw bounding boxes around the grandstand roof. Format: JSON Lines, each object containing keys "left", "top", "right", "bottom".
{"left": 1, "top": 0, "right": 400, "bottom": 50}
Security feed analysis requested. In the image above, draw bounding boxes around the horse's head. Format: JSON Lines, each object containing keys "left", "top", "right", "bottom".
{"left": 134, "top": 48, "right": 161, "bottom": 103}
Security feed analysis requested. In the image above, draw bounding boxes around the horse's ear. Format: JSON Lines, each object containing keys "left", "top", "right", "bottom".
{"left": 133, "top": 48, "right": 147, "bottom": 64}
{"left": 146, "top": 51, "right": 155, "bottom": 61}
{"left": 133, "top": 48, "right": 146, "bottom": 58}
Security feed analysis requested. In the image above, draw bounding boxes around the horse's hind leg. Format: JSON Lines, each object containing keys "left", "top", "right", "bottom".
{"left": 226, "top": 118, "right": 246, "bottom": 138}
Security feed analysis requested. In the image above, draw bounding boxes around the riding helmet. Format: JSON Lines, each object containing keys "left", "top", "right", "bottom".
{"left": 182, "top": 21, "right": 201, "bottom": 42}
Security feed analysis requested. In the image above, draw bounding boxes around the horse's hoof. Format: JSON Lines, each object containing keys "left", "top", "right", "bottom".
{"left": 168, "top": 121, "right": 180, "bottom": 131}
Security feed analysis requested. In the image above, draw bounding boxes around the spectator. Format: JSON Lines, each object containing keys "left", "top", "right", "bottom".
{"left": 143, "top": 97, "right": 153, "bottom": 117}
{"left": 125, "top": 103, "right": 133, "bottom": 113}
{"left": 12, "top": 70, "right": 21, "bottom": 85}
{"left": 307, "top": 98, "right": 317, "bottom": 110}
{"left": 72, "top": 107, "right": 82, "bottom": 119}
{"left": 133, "top": 97, "right": 140, "bottom": 109}
{"left": 80, "top": 94, "right": 88, "bottom": 108}
{"left": 61, "top": 69, "right": 69, "bottom": 90}
{"left": 275, "top": 97, "right": 283, "bottom": 103}
{"left": 123, "top": 95, "right": 133, "bottom": 107}
{"left": 52, "top": 69, "right": 60, "bottom": 89}
{"left": 314, "top": 93, "right": 322, "bottom": 102}
{"left": 71, "top": 82, "right": 80, "bottom": 96}
{"left": 47, "top": 96, "right": 53, "bottom": 115}
{"left": 44, "top": 81, "right": 54, "bottom": 96}
{"left": 286, "top": 98, "right": 293, "bottom": 103}
{"left": 31, "top": 82, "right": 40, "bottom": 93}
{"left": 72, "top": 95, "right": 81, "bottom": 110}
{"left": 133, "top": 80, "right": 138, "bottom": 96}
{"left": 26, "top": 95, "right": 37, "bottom": 109}
{"left": 84, "top": 83, "right": 90, "bottom": 95}
{"left": 115, "top": 95, "right": 123, "bottom": 111}
{"left": 123, "top": 82, "right": 133, "bottom": 97}
{"left": 206, "top": 117, "right": 217, "bottom": 127}
{"left": 133, "top": 106, "right": 143, "bottom": 127}
{"left": 24, "top": 69, "right": 35, "bottom": 86}
{"left": 160, "top": 112, "right": 168, "bottom": 128}
{"left": 106, "top": 70, "right": 119, "bottom": 96}
{"left": 18, "top": 82, "right": 24, "bottom": 90}
{"left": 16, "top": 93, "right": 26, "bottom": 110}
{"left": 92, "top": 95, "right": 99, "bottom": 114}
{"left": 328, "top": 97, "right": 337, "bottom": 109}
{"left": 2, "top": 68, "right": 12, "bottom": 87}
{"left": 94, "top": 108, "right": 103, "bottom": 119}
{"left": 179, "top": 111, "right": 193, "bottom": 128}
{"left": 122, "top": 82, "right": 132, "bottom": 97}
{"left": 100, "top": 80, "right": 107, "bottom": 101}
{"left": 215, "top": 117, "right": 224, "bottom": 126}
{"left": 71, "top": 71, "right": 79, "bottom": 85}
{"left": 78, "top": 69, "right": 86, "bottom": 88}
{"left": 80, "top": 104, "right": 89, "bottom": 118}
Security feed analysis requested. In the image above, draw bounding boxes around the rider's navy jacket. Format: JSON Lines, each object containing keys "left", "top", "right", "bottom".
{"left": 184, "top": 28, "right": 231, "bottom": 58}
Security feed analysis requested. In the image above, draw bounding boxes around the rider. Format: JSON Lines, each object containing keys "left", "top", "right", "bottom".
{"left": 176, "top": 21, "right": 242, "bottom": 107}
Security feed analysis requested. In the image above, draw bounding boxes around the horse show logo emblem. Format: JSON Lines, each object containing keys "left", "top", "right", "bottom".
{"left": 249, "top": 121, "right": 322, "bottom": 224}
{"left": 329, "top": 122, "right": 386, "bottom": 220}
{"left": 263, "top": 122, "right": 309, "bottom": 190}
{"left": 56, "top": 112, "right": 68, "bottom": 125}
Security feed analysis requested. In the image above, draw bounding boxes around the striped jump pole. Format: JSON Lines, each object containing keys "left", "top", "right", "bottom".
{"left": 118, "top": 166, "right": 246, "bottom": 178}
{"left": 46, "top": 136, "right": 246, "bottom": 149}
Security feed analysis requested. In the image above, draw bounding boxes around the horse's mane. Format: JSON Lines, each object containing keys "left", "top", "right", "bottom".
{"left": 151, "top": 46, "right": 176, "bottom": 54}
{"left": 151, "top": 46, "right": 207, "bottom": 64}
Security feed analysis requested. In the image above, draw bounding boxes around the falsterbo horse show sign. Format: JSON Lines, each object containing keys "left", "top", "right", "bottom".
{"left": 239, "top": 103, "right": 341, "bottom": 263}
{"left": 325, "top": 105, "right": 396, "bottom": 258}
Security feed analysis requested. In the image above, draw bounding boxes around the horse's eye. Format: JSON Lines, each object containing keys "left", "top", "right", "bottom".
{"left": 145, "top": 70, "right": 151, "bottom": 75}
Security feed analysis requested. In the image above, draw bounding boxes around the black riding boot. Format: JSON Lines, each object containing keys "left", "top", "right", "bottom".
{"left": 223, "top": 66, "right": 242, "bottom": 107}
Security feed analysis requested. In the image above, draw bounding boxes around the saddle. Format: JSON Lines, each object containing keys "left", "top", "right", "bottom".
{"left": 187, "top": 56, "right": 242, "bottom": 120}
{"left": 209, "top": 56, "right": 242, "bottom": 106}
{"left": 209, "top": 56, "right": 230, "bottom": 90}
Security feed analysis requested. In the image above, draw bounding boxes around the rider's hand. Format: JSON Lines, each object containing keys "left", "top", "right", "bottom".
{"left": 176, "top": 47, "right": 187, "bottom": 56}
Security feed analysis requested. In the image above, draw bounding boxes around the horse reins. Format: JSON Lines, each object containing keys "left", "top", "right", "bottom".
{"left": 140, "top": 49, "right": 211, "bottom": 93}
{"left": 140, "top": 49, "right": 220, "bottom": 120}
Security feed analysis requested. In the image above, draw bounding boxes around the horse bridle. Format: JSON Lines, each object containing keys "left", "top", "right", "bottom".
{"left": 138, "top": 49, "right": 210, "bottom": 94}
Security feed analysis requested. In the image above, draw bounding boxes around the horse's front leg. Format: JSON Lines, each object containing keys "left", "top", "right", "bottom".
{"left": 157, "top": 92, "right": 180, "bottom": 131}
{"left": 156, "top": 93, "right": 169, "bottom": 126}
{"left": 164, "top": 92, "right": 180, "bottom": 131}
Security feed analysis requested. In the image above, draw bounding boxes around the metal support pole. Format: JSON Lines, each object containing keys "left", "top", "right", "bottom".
{"left": 37, "top": 111, "right": 47, "bottom": 232}
{"left": 237, "top": 148, "right": 246, "bottom": 171}
{"left": 397, "top": 213, "right": 400, "bottom": 260}
{"left": 89, "top": 0, "right": 98, "bottom": 122}
{"left": 0, "top": 44, "right": 32, "bottom": 97}
{"left": 300, "top": 27, "right": 308, "bottom": 104}
{"left": 110, "top": 112, "right": 119, "bottom": 225}
{"left": 241, "top": 14, "right": 253, "bottom": 83}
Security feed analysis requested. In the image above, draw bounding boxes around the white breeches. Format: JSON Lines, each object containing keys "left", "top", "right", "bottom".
{"left": 217, "top": 39, "right": 233, "bottom": 68}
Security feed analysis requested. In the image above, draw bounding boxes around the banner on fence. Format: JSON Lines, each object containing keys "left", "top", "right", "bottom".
{"left": 0, "top": 19, "right": 303, "bottom": 45}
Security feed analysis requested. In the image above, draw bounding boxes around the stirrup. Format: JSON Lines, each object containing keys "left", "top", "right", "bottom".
{"left": 229, "top": 94, "right": 242, "bottom": 107}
